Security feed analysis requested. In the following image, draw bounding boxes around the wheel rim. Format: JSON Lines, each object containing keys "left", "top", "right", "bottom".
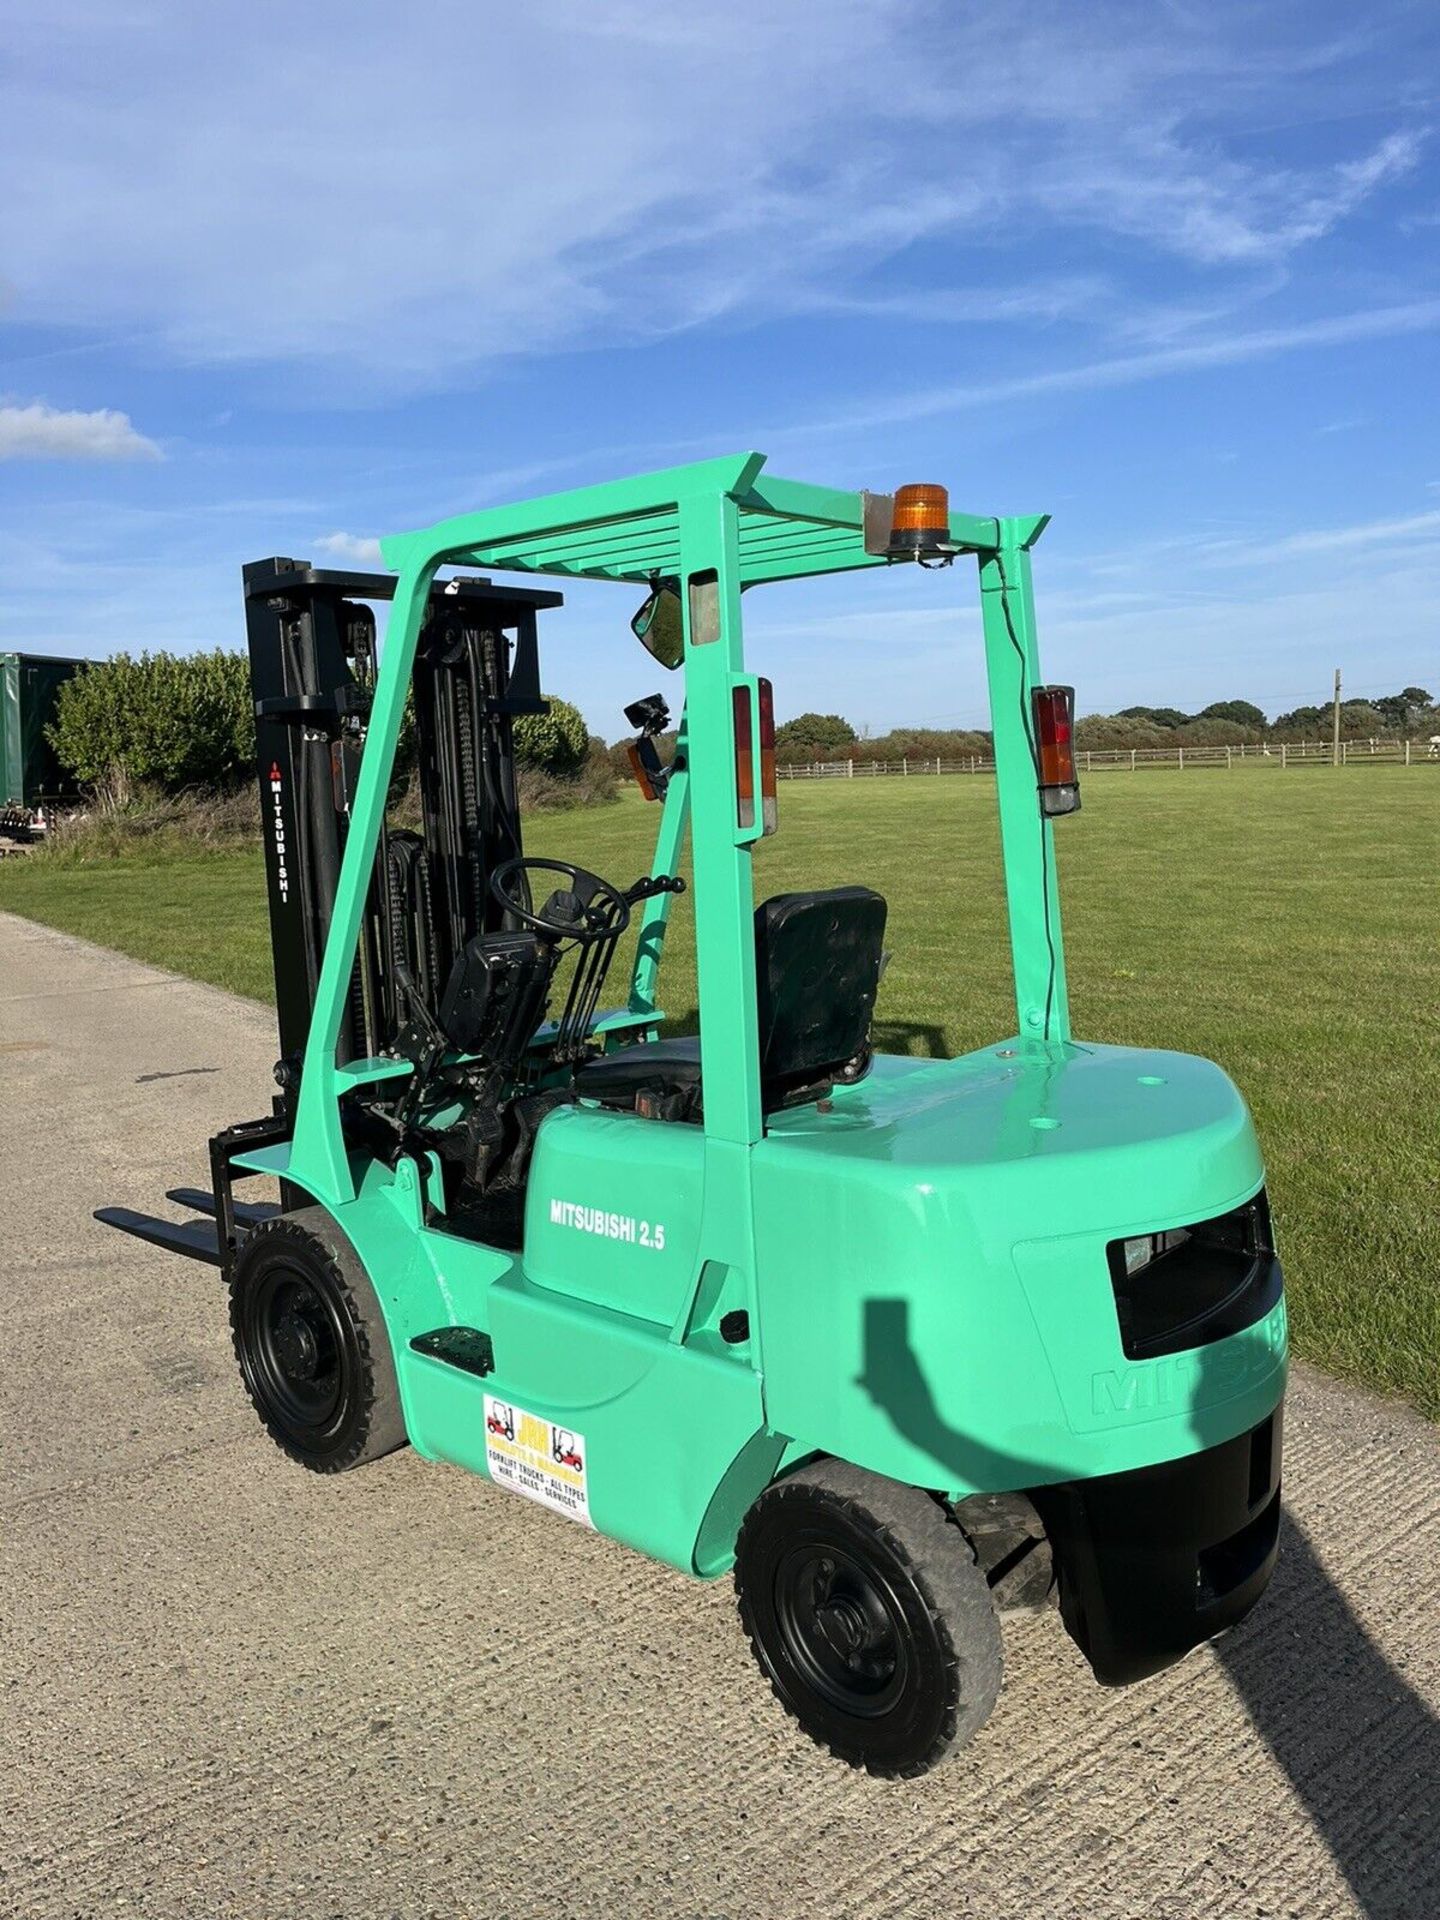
{"left": 773, "top": 1539, "right": 911, "bottom": 1719}
{"left": 245, "top": 1262, "right": 346, "bottom": 1437}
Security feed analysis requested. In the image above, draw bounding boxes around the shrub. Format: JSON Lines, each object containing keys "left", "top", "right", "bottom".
{"left": 774, "top": 712, "right": 857, "bottom": 757}
{"left": 47, "top": 650, "right": 254, "bottom": 792}
{"left": 517, "top": 742, "right": 617, "bottom": 813}
{"left": 864, "top": 727, "right": 991, "bottom": 762}
{"left": 1073, "top": 714, "right": 1170, "bottom": 749}
{"left": 578, "top": 739, "right": 620, "bottom": 806}
{"left": 514, "top": 695, "right": 589, "bottom": 776}
{"left": 1118, "top": 705, "right": 1192, "bottom": 729}
{"left": 1171, "top": 717, "right": 1254, "bottom": 746}
{"left": 1198, "top": 699, "right": 1267, "bottom": 731}
{"left": 1271, "top": 705, "right": 1326, "bottom": 737}
{"left": 1337, "top": 701, "right": 1386, "bottom": 736}
{"left": 35, "top": 783, "right": 260, "bottom": 864}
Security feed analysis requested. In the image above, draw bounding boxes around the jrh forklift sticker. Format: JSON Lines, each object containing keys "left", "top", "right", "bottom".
{"left": 483, "top": 1396, "right": 593, "bottom": 1528}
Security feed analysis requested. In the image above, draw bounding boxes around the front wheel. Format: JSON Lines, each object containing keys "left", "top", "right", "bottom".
{"left": 229, "top": 1208, "right": 407, "bottom": 1474}
{"left": 734, "top": 1460, "right": 1002, "bottom": 1778}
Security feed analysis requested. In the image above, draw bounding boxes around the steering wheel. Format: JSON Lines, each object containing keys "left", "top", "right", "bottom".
{"left": 490, "top": 856, "right": 632, "bottom": 943}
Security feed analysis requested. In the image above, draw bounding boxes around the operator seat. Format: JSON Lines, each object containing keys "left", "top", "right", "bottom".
{"left": 573, "top": 886, "right": 887, "bottom": 1121}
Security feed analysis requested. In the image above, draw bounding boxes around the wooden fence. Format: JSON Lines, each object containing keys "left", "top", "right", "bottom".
{"left": 776, "top": 738, "right": 1436, "bottom": 779}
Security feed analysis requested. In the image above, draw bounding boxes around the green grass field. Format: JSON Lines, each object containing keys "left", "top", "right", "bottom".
{"left": 4, "top": 767, "right": 1436, "bottom": 1416}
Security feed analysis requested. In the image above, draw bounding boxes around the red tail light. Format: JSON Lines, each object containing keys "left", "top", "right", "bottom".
{"left": 757, "top": 677, "right": 777, "bottom": 835}
{"left": 1032, "top": 685, "right": 1080, "bottom": 816}
{"left": 734, "top": 678, "right": 779, "bottom": 836}
{"left": 734, "top": 683, "right": 755, "bottom": 830}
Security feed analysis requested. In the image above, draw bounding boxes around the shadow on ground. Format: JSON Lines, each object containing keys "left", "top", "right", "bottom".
{"left": 862, "top": 1295, "right": 1440, "bottom": 1920}
{"left": 1218, "top": 1514, "right": 1440, "bottom": 1920}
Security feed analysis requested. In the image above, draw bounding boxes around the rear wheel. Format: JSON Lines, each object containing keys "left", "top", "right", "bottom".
{"left": 734, "top": 1459, "right": 1002, "bottom": 1777}
{"left": 229, "top": 1208, "right": 406, "bottom": 1474}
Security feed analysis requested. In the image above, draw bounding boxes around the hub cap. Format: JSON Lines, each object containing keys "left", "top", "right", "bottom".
{"left": 774, "top": 1542, "right": 910, "bottom": 1717}
{"left": 249, "top": 1267, "right": 343, "bottom": 1431}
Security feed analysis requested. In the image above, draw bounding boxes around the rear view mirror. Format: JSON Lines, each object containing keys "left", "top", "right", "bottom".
{"left": 631, "top": 583, "right": 684, "bottom": 670}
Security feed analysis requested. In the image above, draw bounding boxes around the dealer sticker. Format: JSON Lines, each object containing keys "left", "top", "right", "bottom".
{"left": 483, "top": 1395, "right": 592, "bottom": 1529}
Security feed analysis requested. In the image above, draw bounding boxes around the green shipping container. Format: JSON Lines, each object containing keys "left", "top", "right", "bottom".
{"left": 0, "top": 652, "right": 84, "bottom": 806}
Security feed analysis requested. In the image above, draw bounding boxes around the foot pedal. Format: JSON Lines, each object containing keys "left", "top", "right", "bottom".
{"left": 410, "top": 1326, "right": 495, "bottom": 1377}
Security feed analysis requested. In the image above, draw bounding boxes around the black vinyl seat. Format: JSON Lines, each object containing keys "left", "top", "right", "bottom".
{"left": 574, "top": 886, "right": 887, "bottom": 1121}
{"left": 574, "top": 1035, "right": 704, "bottom": 1120}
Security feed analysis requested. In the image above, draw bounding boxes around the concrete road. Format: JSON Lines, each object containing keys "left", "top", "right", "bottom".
{"left": 2, "top": 909, "right": 1437, "bottom": 1920}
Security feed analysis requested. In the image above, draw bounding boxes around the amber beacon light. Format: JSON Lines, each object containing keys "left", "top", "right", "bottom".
{"left": 887, "top": 483, "right": 955, "bottom": 565}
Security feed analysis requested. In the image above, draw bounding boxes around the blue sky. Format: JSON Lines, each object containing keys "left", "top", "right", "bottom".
{"left": 1, "top": 0, "right": 1437, "bottom": 736}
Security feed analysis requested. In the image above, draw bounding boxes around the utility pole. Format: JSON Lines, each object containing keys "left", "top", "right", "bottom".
{"left": 1331, "top": 667, "right": 1342, "bottom": 767}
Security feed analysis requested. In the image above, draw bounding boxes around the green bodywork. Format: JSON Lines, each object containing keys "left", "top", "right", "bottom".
{"left": 233, "top": 452, "right": 1287, "bottom": 1576}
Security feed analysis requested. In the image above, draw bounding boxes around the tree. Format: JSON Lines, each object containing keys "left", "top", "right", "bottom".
{"left": 866, "top": 726, "right": 991, "bottom": 761}
{"left": 1118, "top": 705, "right": 1192, "bottom": 729}
{"left": 773, "top": 711, "right": 857, "bottom": 758}
{"left": 1198, "top": 700, "right": 1267, "bottom": 732}
{"left": 1074, "top": 714, "right": 1169, "bottom": 749}
{"left": 1373, "top": 687, "right": 1435, "bottom": 733}
{"left": 1271, "top": 704, "right": 1326, "bottom": 737}
{"left": 513, "top": 695, "right": 589, "bottom": 776}
{"left": 1338, "top": 700, "right": 1385, "bottom": 736}
{"left": 1173, "top": 717, "right": 1252, "bottom": 745}
{"left": 47, "top": 650, "right": 254, "bottom": 792}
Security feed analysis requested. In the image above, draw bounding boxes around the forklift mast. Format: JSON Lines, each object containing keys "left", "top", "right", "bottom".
{"left": 240, "top": 560, "right": 562, "bottom": 1099}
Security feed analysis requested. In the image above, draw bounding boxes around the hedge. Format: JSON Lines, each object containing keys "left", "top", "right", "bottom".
{"left": 47, "top": 651, "right": 594, "bottom": 795}
{"left": 514, "top": 695, "right": 588, "bottom": 776}
{"left": 47, "top": 651, "right": 255, "bottom": 792}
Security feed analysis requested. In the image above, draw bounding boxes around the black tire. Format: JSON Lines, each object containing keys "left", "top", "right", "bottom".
{"left": 229, "top": 1207, "right": 407, "bottom": 1474}
{"left": 734, "top": 1459, "right": 1002, "bottom": 1778}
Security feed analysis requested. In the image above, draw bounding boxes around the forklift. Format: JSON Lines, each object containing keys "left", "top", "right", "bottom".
{"left": 101, "top": 455, "right": 1287, "bottom": 1777}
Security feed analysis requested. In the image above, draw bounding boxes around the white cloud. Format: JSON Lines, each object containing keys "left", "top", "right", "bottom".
{"left": 314, "top": 532, "right": 384, "bottom": 565}
{"left": 1078, "top": 503, "right": 1440, "bottom": 573}
{"left": 769, "top": 299, "right": 1440, "bottom": 438}
{"left": 1238, "top": 507, "right": 1440, "bottom": 560}
{"left": 0, "top": 1, "right": 1425, "bottom": 382}
{"left": 1036, "top": 128, "right": 1423, "bottom": 266}
{"left": 813, "top": 277, "right": 1113, "bottom": 326}
{"left": 0, "top": 400, "right": 160, "bottom": 460}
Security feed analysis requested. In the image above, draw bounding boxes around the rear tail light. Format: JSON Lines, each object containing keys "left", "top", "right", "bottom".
{"left": 1032, "top": 684, "right": 1080, "bottom": 816}
{"left": 734, "top": 678, "right": 778, "bottom": 836}
{"left": 734, "top": 683, "right": 754, "bottom": 830}
{"left": 757, "top": 677, "right": 778, "bottom": 835}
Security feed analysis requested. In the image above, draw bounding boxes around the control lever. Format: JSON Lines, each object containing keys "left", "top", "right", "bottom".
{"left": 623, "top": 874, "right": 687, "bottom": 907}
{"left": 374, "top": 963, "right": 456, "bottom": 1156}
{"left": 393, "top": 963, "right": 447, "bottom": 1053}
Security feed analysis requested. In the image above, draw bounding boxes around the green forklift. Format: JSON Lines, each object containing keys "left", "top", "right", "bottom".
{"left": 101, "top": 455, "right": 1286, "bottom": 1777}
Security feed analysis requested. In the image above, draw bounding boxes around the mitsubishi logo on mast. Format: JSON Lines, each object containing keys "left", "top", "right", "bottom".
{"left": 267, "top": 761, "right": 290, "bottom": 904}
